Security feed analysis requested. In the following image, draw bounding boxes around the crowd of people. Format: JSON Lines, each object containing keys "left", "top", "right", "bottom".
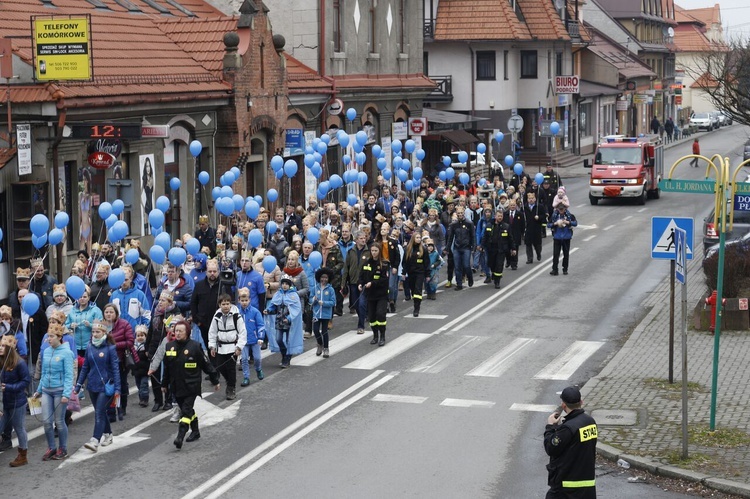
{"left": 0, "top": 163, "right": 579, "bottom": 460}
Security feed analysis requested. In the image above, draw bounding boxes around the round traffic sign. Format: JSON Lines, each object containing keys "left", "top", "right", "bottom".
{"left": 508, "top": 115, "right": 524, "bottom": 133}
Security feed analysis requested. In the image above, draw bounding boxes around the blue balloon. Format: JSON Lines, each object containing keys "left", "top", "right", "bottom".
{"left": 550, "top": 121, "right": 561, "bottom": 135}
{"left": 111, "top": 220, "right": 129, "bottom": 242}
{"left": 271, "top": 155, "right": 284, "bottom": 171}
{"left": 402, "top": 159, "right": 411, "bottom": 172}
{"left": 156, "top": 196, "right": 170, "bottom": 212}
{"left": 248, "top": 229, "right": 263, "bottom": 248}
{"left": 220, "top": 173, "right": 232, "bottom": 187}
{"left": 356, "top": 152, "right": 367, "bottom": 165}
{"left": 495, "top": 132, "right": 505, "bottom": 143}
{"left": 0, "top": 227, "right": 3, "bottom": 242}
{"left": 309, "top": 250, "right": 323, "bottom": 269}
{"left": 514, "top": 163, "right": 524, "bottom": 175}
{"left": 313, "top": 152, "right": 323, "bottom": 164}
{"left": 149, "top": 209, "right": 165, "bottom": 229}
{"left": 397, "top": 169, "right": 408, "bottom": 182}
{"left": 32, "top": 233, "right": 47, "bottom": 249}
{"left": 211, "top": 186, "right": 222, "bottom": 200}
{"left": 347, "top": 194, "right": 358, "bottom": 206}
{"left": 535, "top": 172, "right": 545, "bottom": 185}
{"left": 317, "top": 188, "right": 327, "bottom": 200}
{"left": 21, "top": 291, "right": 40, "bottom": 315}
{"left": 342, "top": 154, "right": 351, "bottom": 166}
{"left": 230, "top": 167, "right": 241, "bottom": 180}
{"left": 108, "top": 268, "right": 125, "bottom": 289}
{"left": 392, "top": 140, "right": 402, "bottom": 154}
{"left": 106, "top": 214, "right": 118, "bottom": 229}
{"left": 305, "top": 145, "right": 315, "bottom": 155}
{"left": 185, "top": 238, "right": 200, "bottom": 256}
{"left": 311, "top": 163, "right": 322, "bottom": 178}
{"left": 358, "top": 172, "right": 368, "bottom": 186}
{"left": 443, "top": 156, "right": 451, "bottom": 167}
{"left": 98, "top": 202, "right": 113, "bottom": 220}
{"left": 307, "top": 227, "right": 320, "bottom": 245}
{"left": 267, "top": 188, "right": 279, "bottom": 202}
{"left": 479, "top": 178, "right": 487, "bottom": 187}
{"left": 353, "top": 141, "right": 364, "bottom": 154}
{"left": 504, "top": 155, "right": 514, "bottom": 167}
{"left": 329, "top": 174, "right": 343, "bottom": 189}
{"left": 220, "top": 186, "right": 233, "bottom": 198}
{"left": 356, "top": 130, "right": 368, "bottom": 146}
{"left": 284, "top": 160, "right": 298, "bottom": 177}
{"left": 477, "top": 143, "right": 487, "bottom": 154}
{"left": 232, "top": 194, "right": 244, "bottom": 212}
{"left": 48, "top": 228, "right": 64, "bottom": 246}
{"left": 65, "top": 276, "right": 86, "bottom": 301}
{"left": 312, "top": 138, "right": 321, "bottom": 150}
{"left": 459, "top": 172, "right": 470, "bottom": 185}
{"left": 320, "top": 181, "right": 332, "bottom": 194}
{"left": 275, "top": 168, "right": 284, "bottom": 180}
{"left": 125, "top": 248, "right": 140, "bottom": 264}
{"left": 198, "top": 171, "right": 210, "bottom": 185}
{"left": 218, "top": 197, "right": 234, "bottom": 216}
{"left": 438, "top": 171, "right": 446, "bottom": 182}
{"left": 405, "top": 180, "right": 414, "bottom": 191}
{"left": 320, "top": 133, "right": 331, "bottom": 145}
{"left": 168, "top": 247, "right": 187, "bottom": 267}
{"left": 372, "top": 145, "right": 382, "bottom": 158}
{"left": 254, "top": 195, "right": 263, "bottom": 206}
{"left": 405, "top": 139, "right": 416, "bottom": 154}
{"left": 316, "top": 141, "right": 328, "bottom": 156}
{"left": 458, "top": 151, "right": 469, "bottom": 164}
{"left": 393, "top": 157, "right": 403, "bottom": 170}
{"left": 261, "top": 255, "right": 277, "bottom": 273}
{"left": 338, "top": 132, "right": 350, "bottom": 149}
{"left": 267, "top": 221, "right": 278, "bottom": 235}
{"left": 189, "top": 140, "right": 203, "bottom": 157}
{"left": 416, "top": 149, "right": 426, "bottom": 161}
{"left": 346, "top": 108, "right": 357, "bottom": 121}
{"left": 382, "top": 168, "right": 393, "bottom": 181}
{"left": 152, "top": 226, "right": 162, "bottom": 236}
{"left": 413, "top": 167, "right": 423, "bottom": 181}
{"left": 170, "top": 177, "right": 181, "bottom": 191}
{"left": 149, "top": 245, "right": 166, "bottom": 265}
{"left": 54, "top": 212, "right": 70, "bottom": 229}
{"left": 304, "top": 154, "right": 316, "bottom": 168}
{"left": 377, "top": 157, "right": 387, "bottom": 170}
{"left": 445, "top": 167, "right": 455, "bottom": 180}
{"left": 112, "top": 199, "right": 125, "bottom": 216}
{"left": 155, "top": 232, "right": 171, "bottom": 252}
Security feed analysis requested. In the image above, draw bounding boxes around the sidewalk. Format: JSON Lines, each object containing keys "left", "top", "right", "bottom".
{"left": 582, "top": 254, "right": 750, "bottom": 497}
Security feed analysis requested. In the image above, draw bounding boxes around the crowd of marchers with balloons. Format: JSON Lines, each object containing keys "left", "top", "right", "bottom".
{"left": 0, "top": 110, "right": 569, "bottom": 460}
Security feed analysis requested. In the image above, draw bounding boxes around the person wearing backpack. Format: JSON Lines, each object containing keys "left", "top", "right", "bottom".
{"left": 208, "top": 294, "right": 246, "bottom": 401}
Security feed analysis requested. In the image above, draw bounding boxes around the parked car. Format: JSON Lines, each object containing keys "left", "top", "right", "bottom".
{"left": 703, "top": 230, "right": 750, "bottom": 263}
{"left": 716, "top": 111, "right": 727, "bottom": 127}
{"left": 450, "top": 151, "right": 503, "bottom": 173}
{"left": 720, "top": 111, "right": 733, "bottom": 126}
{"left": 709, "top": 111, "right": 721, "bottom": 129}
{"left": 743, "top": 141, "right": 750, "bottom": 162}
{"left": 690, "top": 113, "right": 712, "bottom": 131}
{"left": 703, "top": 205, "right": 750, "bottom": 255}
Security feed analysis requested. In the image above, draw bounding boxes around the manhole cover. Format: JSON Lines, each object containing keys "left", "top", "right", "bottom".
{"left": 590, "top": 409, "right": 638, "bottom": 426}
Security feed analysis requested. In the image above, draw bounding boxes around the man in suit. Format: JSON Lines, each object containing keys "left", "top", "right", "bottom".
{"left": 505, "top": 200, "right": 525, "bottom": 270}
{"left": 523, "top": 192, "right": 547, "bottom": 264}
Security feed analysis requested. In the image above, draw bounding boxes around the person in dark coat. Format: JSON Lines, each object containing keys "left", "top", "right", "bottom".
{"left": 505, "top": 199, "right": 525, "bottom": 270}
{"left": 189, "top": 259, "right": 232, "bottom": 349}
{"left": 194, "top": 215, "right": 217, "bottom": 257}
{"left": 402, "top": 232, "right": 430, "bottom": 317}
{"left": 89, "top": 262, "right": 113, "bottom": 312}
{"left": 481, "top": 210, "right": 516, "bottom": 289}
{"left": 650, "top": 116, "right": 660, "bottom": 135}
{"left": 358, "top": 244, "right": 391, "bottom": 346}
{"left": 30, "top": 258, "right": 58, "bottom": 311}
{"left": 9, "top": 268, "right": 35, "bottom": 319}
{"left": 523, "top": 192, "right": 547, "bottom": 264}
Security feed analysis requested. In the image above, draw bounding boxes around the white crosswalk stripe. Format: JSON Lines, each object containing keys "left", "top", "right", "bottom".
{"left": 465, "top": 337, "right": 537, "bottom": 378}
{"left": 343, "top": 333, "right": 432, "bottom": 370}
{"left": 533, "top": 341, "right": 605, "bottom": 380}
{"left": 294, "top": 331, "right": 370, "bottom": 366}
{"left": 409, "top": 335, "right": 485, "bottom": 374}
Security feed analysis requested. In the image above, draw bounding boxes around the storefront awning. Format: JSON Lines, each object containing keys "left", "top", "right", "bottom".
{"left": 423, "top": 108, "right": 489, "bottom": 132}
{"left": 579, "top": 80, "right": 621, "bottom": 98}
{"left": 437, "top": 129, "right": 479, "bottom": 148}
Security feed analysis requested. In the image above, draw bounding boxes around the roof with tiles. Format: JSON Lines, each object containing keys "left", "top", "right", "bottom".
{"left": 521, "top": 0, "right": 570, "bottom": 41}
{"left": 284, "top": 54, "right": 333, "bottom": 92}
{"left": 683, "top": 4, "right": 721, "bottom": 27}
{"left": 155, "top": 16, "right": 239, "bottom": 76}
{"left": 691, "top": 71, "right": 718, "bottom": 88}
{"left": 673, "top": 4, "right": 702, "bottom": 25}
{"left": 434, "top": 0, "right": 533, "bottom": 41}
{"left": 673, "top": 24, "right": 713, "bottom": 52}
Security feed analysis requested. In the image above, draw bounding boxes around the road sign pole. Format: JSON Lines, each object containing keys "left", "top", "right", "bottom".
{"left": 669, "top": 259, "right": 675, "bottom": 384}
{"left": 710, "top": 223, "right": 725, "bottom": 430}
{"left": 681, "top": 254, "right": 689, "bottom": 459}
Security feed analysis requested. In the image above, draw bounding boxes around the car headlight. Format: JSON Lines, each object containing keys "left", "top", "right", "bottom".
{"left": 626, "top": 179, "right": 639, "bottom": 184}
{"left": 591, "top": 179, "right": 602, "bottom": 184}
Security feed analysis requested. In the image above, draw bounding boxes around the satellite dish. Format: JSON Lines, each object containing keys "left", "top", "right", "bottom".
{"left": 554, "top": 0, "right": 564, "bottom": 10}
{"left": 668, "top": 27, "right": 675, "bottom": 38}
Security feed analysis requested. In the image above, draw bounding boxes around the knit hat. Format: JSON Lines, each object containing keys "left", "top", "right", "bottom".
{"left": 53, "top": 284, "right": 67, "bottom": 298}
{"left": 280, "top": 273, "right": 294, "bottom": 286}
{"left": 557, "top": 186, "right": 566, "bottom": 196}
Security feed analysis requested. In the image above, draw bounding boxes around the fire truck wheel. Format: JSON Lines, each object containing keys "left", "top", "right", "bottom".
{"left": 589, "top": 195, "right": 599, "bottom": 206}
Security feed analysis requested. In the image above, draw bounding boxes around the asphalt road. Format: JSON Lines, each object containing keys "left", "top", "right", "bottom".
{"left": 2, "top": 125, "right": 748, "bottom": 498}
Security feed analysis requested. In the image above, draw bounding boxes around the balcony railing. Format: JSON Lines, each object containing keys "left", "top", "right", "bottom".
{"left": 424, "top": 20, "right": 434, "bottom": 39}
{"left": 425, "top": 75, "right": 452, "bottom": 102}
{"left": 566, "top": 20, "right": 580, "bottom": 39}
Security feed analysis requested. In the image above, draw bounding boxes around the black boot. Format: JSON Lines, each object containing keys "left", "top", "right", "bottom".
{"left": 0, "top": 435, "right": 12, "bottom": 452}
{"left": 413, "top": 299, "right": 421, "bottom": 317}
{"left": 483, "top": 276, "right": 492, "bottom": 284}
{"left": 370, "top": 329, "right": 379, "bottom": 345}
{"left": 494, "top": 278, "right": 501, "bottom": 289}
{"left": 186, "top": 418, "right": 200, "bottom": 442}
{"left": 378, "top": 330, "right": 386, "bottom": 347}
{"left": 174, "top": 422, "right": 189, "bottom": 449}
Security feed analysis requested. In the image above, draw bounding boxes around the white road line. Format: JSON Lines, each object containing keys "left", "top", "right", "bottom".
{"left": 200, "top": 372, "right": 396, "bottom": 499}
{"left": 637, "top": 208, "right": 647, "bottom": 213}
{"left": 372, "top": 394, "right": 428, "bottom": 404}
{"left": 294, "top": 330, "right": 370, "bottom": 366}
{"left": 510, "top": 403, "right": 557, "bottom": 413}
{"left": 343, "top": 333, "right": 432, "bottom": 370}
{"left": 183, "top": 370, "right": 388, "bottom": 499}
{"left": 466, "top": 338, "right": 537, "bottom": 377}
{"left": 576, "top": 203, "right": 586, "bottom": 208}
{"left": 440, "top": 398, "right": 495, "bottom": 408}
{"left": 445, "top": 249, "right": 579, "bottom": 334}
{"left": 603, "top": 224, "right": 615, "bottom": 231}
{"left": 386, "top": 312, "right": 398, "bottom": 318}
{"left": 261, "top": 347, "right": 274, "bottom": 359}
{"left": 533, "top": 341, "right": 605, "bottom": 380}
{"left": 406, "top": 314, "right": 448, "bottom": 320}
{"left": 623, "top": 216, "right": 633, "bottom": 221}
{"left": 409, "top": 335, "right": 485, "bottom": 374}
{"left": 583, "top": 235, "right": 596, "bottom": 242}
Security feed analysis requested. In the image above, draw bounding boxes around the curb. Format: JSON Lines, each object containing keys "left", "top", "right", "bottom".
{"left": 597, "top": 443, "right": 750, "bottom": 497}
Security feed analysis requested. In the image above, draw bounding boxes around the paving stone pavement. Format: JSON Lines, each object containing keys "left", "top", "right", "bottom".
{"left": 583, "top": 253, "right": 750, "bottom": 496}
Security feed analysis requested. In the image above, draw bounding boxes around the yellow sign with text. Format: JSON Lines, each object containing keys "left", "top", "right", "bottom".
{"left": 34, "top": 17, "right": 91, "bottom": 81}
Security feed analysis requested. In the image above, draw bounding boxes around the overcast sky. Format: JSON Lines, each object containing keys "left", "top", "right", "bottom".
{"left": 676, "top": 0, "right": 750, "bottom": 39}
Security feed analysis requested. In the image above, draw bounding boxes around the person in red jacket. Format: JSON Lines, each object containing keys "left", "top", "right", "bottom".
{"left": 690, "top": 139, "right": 700, "bottom": 167}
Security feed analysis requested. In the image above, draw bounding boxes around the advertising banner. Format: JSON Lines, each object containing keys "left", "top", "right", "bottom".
{"left": 33, "top": 16, "right": 92, "bottom": 81}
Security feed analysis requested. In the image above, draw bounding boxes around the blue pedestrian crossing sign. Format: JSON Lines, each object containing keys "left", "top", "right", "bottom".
{"left": 651, "top": 217, "right": 694, "bottom": 260}
{"left": 675, "top": 227, "right": 686, "bottom": 284}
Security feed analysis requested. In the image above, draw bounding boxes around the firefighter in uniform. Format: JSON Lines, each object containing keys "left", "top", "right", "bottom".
{"left": 163, "top": 320, "right": 220, "bottom": 449}
{"left": 358, "top": 244, "right": 391, "bottom": 346}
{"left": 480, "top": 210, "right": 516, "bottom": 289}
{"left": 543, "top": 386, "right": 597, "bottom": 498}
{"left": 543, "top": 162, "right": 563, "bottom": 192}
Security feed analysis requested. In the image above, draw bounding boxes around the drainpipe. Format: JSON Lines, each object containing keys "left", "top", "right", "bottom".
{"left": 319, "top": 0, "right": 326, "bottom": 76}
{"left": 51, "top": 105, "right": 66, "bottom": 283}
{"left": 468, "top": 43, "right": 475, "bottom": 175}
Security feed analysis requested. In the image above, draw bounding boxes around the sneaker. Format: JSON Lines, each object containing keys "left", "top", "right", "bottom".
{"left": 162, "top": 403, "right": 173, "bottom": 411}
{"left": 139, "top": 400, "right": 148, "bottom": 407}
{"left": 357, "top": 328, "right": 364, "bottom": 335}
{"left": 241, "top": 378, "right": 250, "bottom": 387}
{"left": 100, "top": 433, "right": 113, "bottom": 447}
{"left": 323, "top": 348, "right": 329, "bottom": 358}
{"left": 316, "top": 345, "right": 323, "bottom": 356}
{"left": 445, "top": 281, "right": 452, "bottom": 288}
{"left": 84, "top": 438, "right": 99, "bottom": 452}
{"left": 256, "top": 369, "right": 264, "bottom": 380}
{"left": 226, "top": 388, "right": 236, "bottom": 401}
{"left": 42, "top": 448, "right": 57, "bottom": 461}
{"left": 51, "top": 448, "right": 68, "bottom": 460}
{"left": 454, "top": 285, "right": 463, "bottom": 291}
{"left": 170, "top": 406, "right": 181, "bottom": 423}
{"left": 303, "top": 332, "right": 312, "bottom": 339}
{"left": 563, "top": 270, "right": 568, "bottom": 275}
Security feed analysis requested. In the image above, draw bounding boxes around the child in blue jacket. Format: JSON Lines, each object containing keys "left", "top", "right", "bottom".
{"left": 312, "top": 268, "right": 336, "bottom": 358}
{"left": 424, "top": 238, "right": 444, "bottom": 300}
{"left": 238, "top": 287, "right": 266, "bottom": 385}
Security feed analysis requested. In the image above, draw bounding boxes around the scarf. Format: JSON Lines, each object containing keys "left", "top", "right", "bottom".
{"left": 283, "top": 266, "right": 303, "bottom": 277}
{"left": 92, "top": 335, "right": 106, "bottom": 347}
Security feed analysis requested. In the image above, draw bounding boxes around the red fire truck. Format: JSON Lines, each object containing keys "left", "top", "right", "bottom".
{"left": 586, "top": 136, "right": 664, "bottom": 205}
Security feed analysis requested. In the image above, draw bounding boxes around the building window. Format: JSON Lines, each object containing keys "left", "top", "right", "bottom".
{"left": 556, "top": 52, "right": 563, "bottom": 76}
{"left": 504, "top": 50, "right": 509, "bottom": 80}
{"left": 333, "top": 0, "right": 342, "bottom": 52}
{"left": 423, "top": 51, "right": 429, "bottom": 75}
{"left": 521, "top": 50, "right": 537, "bottom": 79}
{"left": 476, "top": 51, "right": 496, "bottom": 80}
{"left": 368, "top": 0, "right": 376, "bottom": 52}
{"left": 579, "top": 103, "right": 592, "bottom": 137}
{"left": 547, "top": 50, "right": 552, "bottom": 79}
